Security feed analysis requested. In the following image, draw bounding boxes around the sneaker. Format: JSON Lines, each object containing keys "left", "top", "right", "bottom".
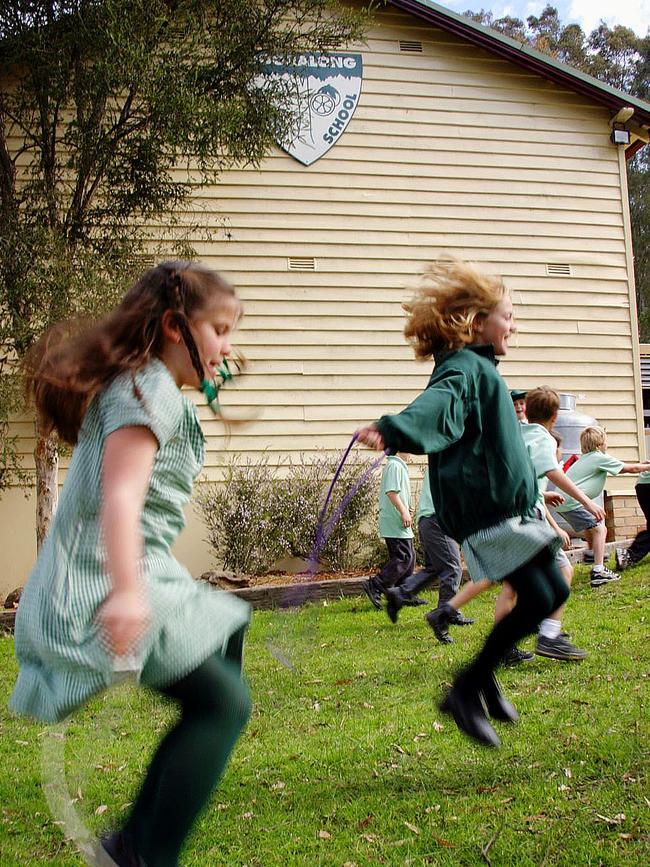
{"left": 362, "top": 579, "right": 382, "bottom": 610}
{"left": 536, "top": 633, "right": 587, "bottom": 661}
{"left": 502, "top": 646, "right": 535, "bottom": 666}
{"left": 615, "top": 548, "right": 632, "bottom": 571}
{"left": 590, "top": 567, "right": 621, "bottom": 587}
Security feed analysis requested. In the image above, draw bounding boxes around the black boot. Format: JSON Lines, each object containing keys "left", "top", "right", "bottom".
{"left": 439, "top": 681, "right": 500, "bottom": 748}
{"left": 480, "top": 673, "right": 519, "bottom": 723}
{"left": 425, "top": 603, "right": 455, "bottom": 643}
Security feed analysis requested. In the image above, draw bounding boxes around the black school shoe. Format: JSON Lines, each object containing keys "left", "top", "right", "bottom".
{"left": 362, "top": 579, "right": 382, "bottom": 610}
{"left": 94, "top": 831, "right": 147, "bottom": 867}
{"left": 439, "top": 686, "right": 500, "bottom": 747}
{"left": 502, "top": 645, "right": 535, "bottom": 665}
{"left": 425, "top": 604, "right": 454, "bottom": 643}
{"left": 449, "top": 610, "right": 475, "bottom": 626}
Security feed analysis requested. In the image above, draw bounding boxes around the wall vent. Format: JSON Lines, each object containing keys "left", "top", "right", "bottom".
{"left": 399, "top": 40, "right": 423, "bottom": 53}
{"left": 546, "top": 263, "right": 572, "bottom": 276}
{"left": 288, "top": 256, "right": 316, "bottom": 271}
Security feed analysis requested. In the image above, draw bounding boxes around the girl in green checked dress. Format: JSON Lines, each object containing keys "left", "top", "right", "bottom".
{"left": 10, "top": 262, "right": 252, "bottom": 867}
{"left": 356, "top": 257, "right": 605, "bottom": 749}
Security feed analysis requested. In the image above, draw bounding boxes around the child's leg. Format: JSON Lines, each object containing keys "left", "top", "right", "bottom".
{"left": 123, "top": 650, "right": 251, "bottom": 867}
{"left": 628, "top": 484, "right": 650, "bottom": 562}
{"left": 494, "top": 582, "right": 516, "bottom": 622}
{"left": 586, "top": 523, "right": 606, "bottom": 567}
{"left": 447, "top": 577, "right": 491, "bottom": 610}
{"left": 375, "top": 538, "right": 414, "bottom": 591}
{"left": 456, "top": 546, "right": 568, "bottom": 692}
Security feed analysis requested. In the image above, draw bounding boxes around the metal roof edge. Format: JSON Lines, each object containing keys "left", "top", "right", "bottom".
{"left": 387, "top": 0, "right": 650, "bottom": 134}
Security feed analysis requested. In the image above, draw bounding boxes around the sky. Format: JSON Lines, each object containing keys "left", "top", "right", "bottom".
{"left": 441, "top": 1, "right": 650, "bottom": 38}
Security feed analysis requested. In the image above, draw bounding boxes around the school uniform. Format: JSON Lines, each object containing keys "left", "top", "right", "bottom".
{"left": 373, "top": 455, "right": 415, "bottom": 591}
{"left": 10, "top": 359, "right": 250, "bottom": 723}
{"left": 392, "top": 471, "right": 462, "bottom": 605}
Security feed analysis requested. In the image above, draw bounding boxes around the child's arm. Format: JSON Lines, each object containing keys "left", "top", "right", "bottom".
{"left": 97, "top": 426, "right": 157, "bottom": 657}
{"left": 387, "top": 490, "right": 412, "bottom": 528}
{"left": 545, "top": 469, "right": 606, "bottom": 522}
{"left": 545, "top": 507, "right": 571, "bottom": 550}
{"left": 619, "top": 461, "right": 650, "bottom": 474}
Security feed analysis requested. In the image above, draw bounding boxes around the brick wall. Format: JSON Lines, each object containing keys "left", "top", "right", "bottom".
{"left": 605, "top": 492, "right": 645, "bottom": 543}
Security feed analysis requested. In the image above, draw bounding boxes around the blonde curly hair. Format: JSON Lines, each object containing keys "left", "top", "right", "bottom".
{"left": 403, "top": 256, "right": 507, "bottom": 359}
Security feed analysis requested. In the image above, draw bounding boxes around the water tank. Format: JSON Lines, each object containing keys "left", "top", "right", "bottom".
{"left": 549, "top": 393, "right": 601, "bottom": 534}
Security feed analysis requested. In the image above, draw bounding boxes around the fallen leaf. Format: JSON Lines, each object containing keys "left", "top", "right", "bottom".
{"left": 317, "top": 829, "right": 331, "bottom": 839}
{"left": 361, "top": 833, "right": 377, "bottom": 843}
{"left": 392, "top": 743, "right": 406, "bottom": 754}
{"left": 432, "top": 721, "right": 444, "bottom": 732}
{"left": 404, "top": 822, "right": 420, "bottom": 835}
{"left": 619, "top": 833, "right": 633, "bottom": 840}
{"left": 242, "top": 811, "right": 254, "bottom": 819}
{"left": 271, "top": 781, "right": 286, "bottom": 791}
{"left": 596, "top": 813, "right": 625, "bottom": 825}
{"left": 358, "top": 815, "right": 373, "bottom": 829}
{"left": 94, "top": 805, "right": 108, "bottom": 816}
{"left": 564, "top": 768, "right": 572, "bottom": 778}
{"left": 425, "top": 805, "right": 441, "bottom": 813}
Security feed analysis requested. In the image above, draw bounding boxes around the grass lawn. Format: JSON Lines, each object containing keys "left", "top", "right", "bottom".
{"left": 1, "top": 562, "right": 648, "bottom": 866}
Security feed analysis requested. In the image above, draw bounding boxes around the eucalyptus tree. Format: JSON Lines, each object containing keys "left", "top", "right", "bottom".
{"left": 0, "top": 0, "right": 369, "bottom": 545}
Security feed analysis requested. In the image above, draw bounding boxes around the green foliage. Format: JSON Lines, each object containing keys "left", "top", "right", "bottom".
{"left": 0, "top": 0, "right": 369, "bottom": 493}
{"left": 195, "top": 453, "right": 380, "bottom": 575}
{"left": 1, "top": 561, "right": 648, "bottom": 865}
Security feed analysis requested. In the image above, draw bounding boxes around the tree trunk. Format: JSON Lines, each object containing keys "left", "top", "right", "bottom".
{"left": 34, "top": 418, "right": 59, "bottom": 551}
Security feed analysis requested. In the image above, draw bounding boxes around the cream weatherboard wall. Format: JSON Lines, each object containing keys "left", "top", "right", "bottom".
{"left": 0, "top": 4, "right": 645, "bottom": 596}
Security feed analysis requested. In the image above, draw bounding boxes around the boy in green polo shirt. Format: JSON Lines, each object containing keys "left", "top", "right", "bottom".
{"left": 363, "top": 453, "right": 416, "bottom": 609}
{"left": 555, "top": 425, "right": 650, "bottom": 587}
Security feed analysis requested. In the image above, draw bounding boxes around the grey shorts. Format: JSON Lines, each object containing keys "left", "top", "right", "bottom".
{"left": 555, "top": 547, "right": 570, "bottom": 570}
{"left": 561, "top": 506, "right": 600, "bottom": 533}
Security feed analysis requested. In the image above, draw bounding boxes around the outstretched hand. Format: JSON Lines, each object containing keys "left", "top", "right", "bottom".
{"left": 356, "top": 424, "right": 385, "bottom": 451}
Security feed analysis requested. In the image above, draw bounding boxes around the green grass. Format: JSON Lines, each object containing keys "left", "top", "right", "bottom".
{"left": 1, "top": 562, "right": 649, "bottom": 866}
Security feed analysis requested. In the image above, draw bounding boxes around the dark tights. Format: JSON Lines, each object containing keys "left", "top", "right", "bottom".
{"left": 459, "top": 546, "right": 569, "bottom": 690}
{"left": 124, "top": 635, "right": 251, "bottom": 867}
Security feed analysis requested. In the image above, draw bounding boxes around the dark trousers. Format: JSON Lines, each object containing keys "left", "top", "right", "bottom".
{"left": 374, "top": 536, "right": 416, "bottom": 591}
{"left": 628, "top": 484, "right": 650, "bottom": 563}
{"left": 397, "top": 515, "right": 462, "bottom": 605}
{"left": 458, "top": 546, "right": 569, "bottom": 690}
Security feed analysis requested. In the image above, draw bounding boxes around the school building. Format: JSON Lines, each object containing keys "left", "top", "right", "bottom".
{"left": 2, "top": 0, "right": 650, "bottom": 596}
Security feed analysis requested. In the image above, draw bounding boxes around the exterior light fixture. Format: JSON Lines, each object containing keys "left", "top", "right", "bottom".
{"left": 610, "top": 124, "right": 631, "bottom": 145}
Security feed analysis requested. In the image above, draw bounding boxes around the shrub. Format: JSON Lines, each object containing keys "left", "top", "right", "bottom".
{"left": 195, "top": 453, "right": 382, "bottom": 575}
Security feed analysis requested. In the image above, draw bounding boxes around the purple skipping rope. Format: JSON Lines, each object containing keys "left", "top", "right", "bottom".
{"left": 278, "top": 434, "right": 389, "bottom": 608}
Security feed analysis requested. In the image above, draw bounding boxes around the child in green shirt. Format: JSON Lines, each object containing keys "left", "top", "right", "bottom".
{"left": 363, "top": 453, "right": 416, "bottom": 609}
{"left": 357, "top": 257, "right": 600, "bottom": 748}
{"left": 556, "top": 425, "right": 650, "bottom": 586}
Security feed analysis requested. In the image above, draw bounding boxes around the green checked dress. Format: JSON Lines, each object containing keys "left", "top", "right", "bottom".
{"left": 10, "top": 358, "right": 250, "bottom": 724}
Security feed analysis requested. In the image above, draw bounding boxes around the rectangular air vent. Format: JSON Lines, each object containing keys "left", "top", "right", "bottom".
{"left": 399, "top": 40, "right": 423, "bottom": 53}
{"left": 288, "top": 256, "right": 316, "bottom": 271}
{"left": 546, "top": 263, "right": 572, "bottom": 276}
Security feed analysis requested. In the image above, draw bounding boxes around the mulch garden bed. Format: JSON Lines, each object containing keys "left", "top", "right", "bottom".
{"left": 0, "top": 540, "right": 626, "bottom": 628}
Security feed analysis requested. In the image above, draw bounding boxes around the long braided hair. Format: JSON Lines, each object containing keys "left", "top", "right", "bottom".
{"left": 26, "top": 261, "right": 241, "bottom": 445}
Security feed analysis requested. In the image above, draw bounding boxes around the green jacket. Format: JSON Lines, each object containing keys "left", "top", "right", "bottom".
{"left": 375, "top": 344, "right": 537, "bottom": 544}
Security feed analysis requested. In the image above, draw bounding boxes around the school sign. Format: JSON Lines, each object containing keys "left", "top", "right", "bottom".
{"left": 256, "top": 52, "right": 363, "bottom": 166}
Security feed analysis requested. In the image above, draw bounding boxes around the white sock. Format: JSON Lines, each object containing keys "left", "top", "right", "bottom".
{"left": 539, "top": 618, "right": 561, "bottom": 639}
{"left": 592, "top": 564, "right": 603, "bottom": 572}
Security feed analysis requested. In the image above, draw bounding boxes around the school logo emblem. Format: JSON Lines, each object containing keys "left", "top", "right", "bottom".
{"left": 256, "top": 53, "right": 363, "bottom": 166}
